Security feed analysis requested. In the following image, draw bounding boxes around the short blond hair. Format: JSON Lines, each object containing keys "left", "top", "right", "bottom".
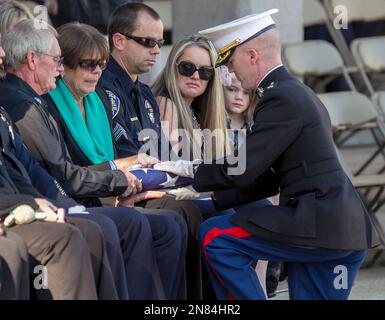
{"left": 0, "top": 0, "right": 33, "bottom": 36}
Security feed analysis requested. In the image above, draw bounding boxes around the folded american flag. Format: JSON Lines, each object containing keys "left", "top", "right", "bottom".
{"left": 129, "top": 168, "right": 193, "bottom": 191}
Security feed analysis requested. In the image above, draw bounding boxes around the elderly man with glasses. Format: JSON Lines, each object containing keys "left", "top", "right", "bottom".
{"left": 0, "top": 18, "right": 188, "bottom": 300}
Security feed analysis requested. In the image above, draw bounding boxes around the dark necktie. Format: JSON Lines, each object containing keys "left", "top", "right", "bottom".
{"left": 131, "top": 83, "right": 152, "bottom": 130}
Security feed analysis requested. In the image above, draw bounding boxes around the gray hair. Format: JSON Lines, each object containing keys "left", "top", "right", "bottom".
{"left": 2, "top": 18, "right": 57, "bottom": 71}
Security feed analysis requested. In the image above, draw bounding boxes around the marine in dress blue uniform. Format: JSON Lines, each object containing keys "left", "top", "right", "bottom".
{"left": 193, "top": 9, "right": 379, "bottom": 300}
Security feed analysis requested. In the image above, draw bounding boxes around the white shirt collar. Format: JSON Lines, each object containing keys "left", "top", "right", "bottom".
{"left": 256, "top": 64, "right": 284, "bottom": 88}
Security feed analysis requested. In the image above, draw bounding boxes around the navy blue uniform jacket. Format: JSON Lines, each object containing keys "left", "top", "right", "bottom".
{"left": 98, "top": 56, "right": 162, "bottom": 157}
{"left": 193, "top": 67, "right": 378, "bottom": 250}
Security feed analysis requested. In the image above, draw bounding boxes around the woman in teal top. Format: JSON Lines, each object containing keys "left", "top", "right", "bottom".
{"left": 43, "top": 21, "right": 189, "bottom": 300}
{"left": 45, "top": 22, "right": 121, "bottom": 168}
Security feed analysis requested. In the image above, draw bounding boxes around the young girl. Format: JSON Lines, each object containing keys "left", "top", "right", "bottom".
{"left": 224, "top": 77, "right": 254, "bottom": 129}
{"left": 222, "top": 69, "right": 257, "bottom": 152}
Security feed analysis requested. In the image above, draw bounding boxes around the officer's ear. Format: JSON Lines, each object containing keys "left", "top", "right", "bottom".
{"left": 246, "top": 48, "right": 259, "bottom": 66}
{"left": 25, "top": 51, "right": 39, "bottom": 71}
{"left": 112, "top": 33, "right": 126, "bottom": 52}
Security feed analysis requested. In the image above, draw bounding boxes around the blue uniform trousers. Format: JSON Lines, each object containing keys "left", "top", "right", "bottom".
{"left": 200, "top": 213, "right": 366, "bottom": 300}
{"left": 72, "top": 206, "right": 187, "bottom": 300}
{"left": 191, "top": 199, "right": 235, "bottom": 220}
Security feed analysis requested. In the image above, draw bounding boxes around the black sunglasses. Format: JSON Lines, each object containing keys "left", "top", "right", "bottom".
{"left": 122, "top": 33, "right": 165, "bottom": 48}
{"left": 177, "top": 61, "right": 214, "bottom": 81}
{"left": 78, "top": 59, "right": 107, "bottom": 71}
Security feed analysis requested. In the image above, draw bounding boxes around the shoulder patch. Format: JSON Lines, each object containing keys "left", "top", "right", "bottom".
{"left": 106, "top": 90, "right": 121, "bottom": 119}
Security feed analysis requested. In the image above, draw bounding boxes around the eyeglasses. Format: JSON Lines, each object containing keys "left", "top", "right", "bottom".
{"left": 177, "top": 61, "right": 214, "bottom": 81}
{"left": 122, "top": 33, "right": 165, "bottom": 48}
{"left": 78, "top": 59, "right": 107, "bottom": 71}
{"left": 39, "top": 53, "right": 64, "bottom": 67}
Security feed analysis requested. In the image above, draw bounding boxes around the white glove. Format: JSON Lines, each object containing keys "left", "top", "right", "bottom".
{"left": 154, "top": 159, "right": 202, "bottom": 178}
{"left": 168, "top": 186, "right": 201, "bottom": 200}
{"left": 68, "top": 205, "right": 89, "bottom": 214}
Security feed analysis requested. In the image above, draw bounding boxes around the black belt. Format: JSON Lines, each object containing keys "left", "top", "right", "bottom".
{"left": 281, "top": 158, "right": 342, "bottom": 187}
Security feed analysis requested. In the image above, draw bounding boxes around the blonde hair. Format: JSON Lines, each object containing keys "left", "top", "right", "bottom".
{"left": 224, "top": 80, "right": 259, "bottom": 126}
{"left": 0, "top": 0, "right": 33, "bottom": 37}
{"left": 152, "top": 34, "right": 229, "bottom": 160}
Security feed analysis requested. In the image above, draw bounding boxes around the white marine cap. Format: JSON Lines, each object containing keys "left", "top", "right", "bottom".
{"left": 199, "top": 9, "right": 279, "bottom": 65}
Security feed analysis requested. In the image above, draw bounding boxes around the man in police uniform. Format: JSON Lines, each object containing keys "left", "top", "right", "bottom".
{"left": 99, "top": 2, "right": 163, "bottom": 158}
{"left": 98, "top": 2, "right": 208, "bottom": 299}
{"left": 158, "top": 9, "right": 379, "bottom": 299}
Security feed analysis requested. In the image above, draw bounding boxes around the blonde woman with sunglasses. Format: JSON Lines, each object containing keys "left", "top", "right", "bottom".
{"left": 152, "top": 34, "right": 230, "bottom": 161}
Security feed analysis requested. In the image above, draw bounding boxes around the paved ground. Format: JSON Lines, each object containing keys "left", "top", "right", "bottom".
{"left": 271, "top": 264, "right": 385, "bottom": 300}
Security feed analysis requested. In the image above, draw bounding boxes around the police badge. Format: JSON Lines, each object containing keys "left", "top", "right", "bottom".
{"left": 145, "top": 99, "right": 155, "bottom": 124}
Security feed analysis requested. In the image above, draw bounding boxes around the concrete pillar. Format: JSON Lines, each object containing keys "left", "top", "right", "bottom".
{"left": 173, "top": 0, "right": 303, "bottom": 44}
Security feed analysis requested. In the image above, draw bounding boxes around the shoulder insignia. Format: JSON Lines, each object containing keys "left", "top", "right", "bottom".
{"left": 113, "top": 123, "right": 128, "bottom": 142}
{"left": 106, "top": 90, "right": 121, "bottom": 119}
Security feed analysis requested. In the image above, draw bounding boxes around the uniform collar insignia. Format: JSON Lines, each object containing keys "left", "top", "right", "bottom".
{"left": 256, "top": 81, "right": 277, "bottom": 98}
{"left": 34, "top": 97, "right": 42, "bottom": 105}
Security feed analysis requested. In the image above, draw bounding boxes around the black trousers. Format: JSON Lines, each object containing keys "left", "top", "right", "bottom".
{"left": 70, "top": 211, "right": 129, "bottom": 299}
{"left": 0, "top": 232, "right": 29, "bottom": 299}
{"left": 66, "top": 217, "right": 118, "bottom": 300}
{"left": 138, "top": 195, "right": 204, "bottom": 300}
{"left": 77, "top": 206, "right": 187, "bottom": 300}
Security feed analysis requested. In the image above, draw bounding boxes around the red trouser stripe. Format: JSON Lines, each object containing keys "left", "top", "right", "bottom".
{"left": 202, "top": 226, "right": 253, "bottom": 300}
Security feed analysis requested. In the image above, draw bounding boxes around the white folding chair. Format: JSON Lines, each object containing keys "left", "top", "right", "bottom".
{"left": 351, "top": 36, "right": 385, "bottom": 120}
{"left": 318, "top": 91, "right": 384, "bottom": 174}
{"left": 323, "top": 0, "right": 385, "bottom": 67}
{"left": 303, "top": 0, "right": 328, "bottom": 28}
{"left": 324, "top": 0, "right": 385, "bottom": 23}
{"left": 283, "top": 40, "right": 357, "bottom": 92}
{"left": 319, "top": 93, "right": 385, "bottom": 258}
